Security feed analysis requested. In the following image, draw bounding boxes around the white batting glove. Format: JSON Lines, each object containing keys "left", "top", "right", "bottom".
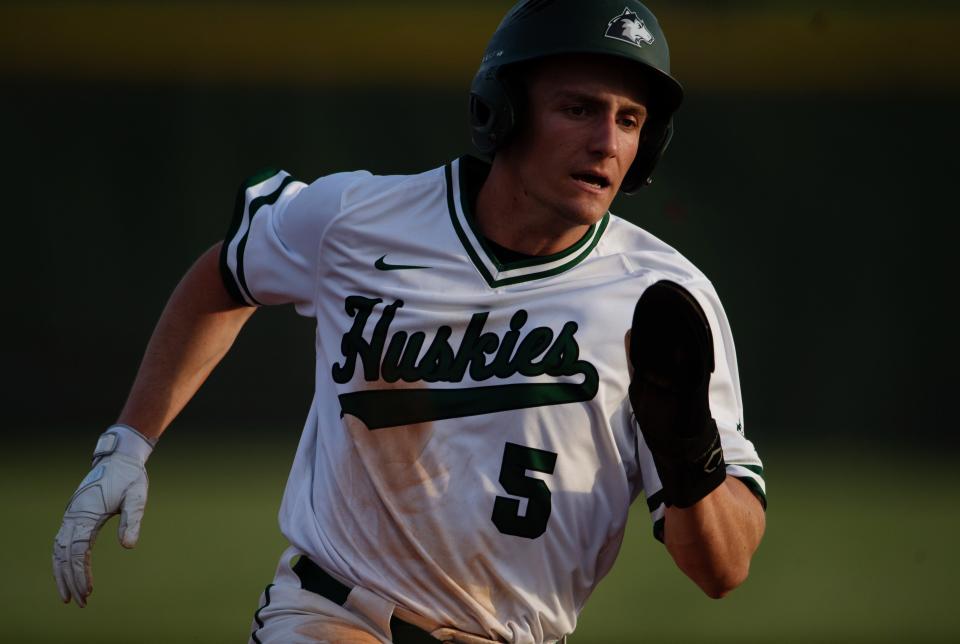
{"left": 53, "top": 424, "right": 156, "bottom": 607}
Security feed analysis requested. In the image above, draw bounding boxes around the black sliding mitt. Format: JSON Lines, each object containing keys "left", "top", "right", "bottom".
{"left": 628, "top": 281, "right": 726, "bottom": 508}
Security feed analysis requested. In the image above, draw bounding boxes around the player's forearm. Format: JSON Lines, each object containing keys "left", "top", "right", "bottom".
{"left": 117, "top": 242, "right": 255, "bottom": 439}
{"left": 663, "top": 476, "right": 765, "bottom": 599}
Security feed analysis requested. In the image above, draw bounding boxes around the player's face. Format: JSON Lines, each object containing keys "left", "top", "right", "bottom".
{"left": 505, "top": 56, "right": 649, "bottom": 227}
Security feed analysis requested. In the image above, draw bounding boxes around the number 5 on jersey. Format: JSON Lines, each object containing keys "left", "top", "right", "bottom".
{"left": 492, "top": 442, "right": 558, "bottom": 539}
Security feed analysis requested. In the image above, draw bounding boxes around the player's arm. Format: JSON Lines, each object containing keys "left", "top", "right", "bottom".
{"left": 123, "top": 168, "right": 348, "bottom": 437}
{"left": 54, "top": 169, "right": 349, "bottom": 607}
{"left": 662, "top": 476, "right": 765, "bottom": 598}
{"left": 117, "top": 241, "right": 255, "bottom": 439}
{"left": 53, "top": 241, "right": 254, "bottom": 607}
{"left": 629, "top": 280, "right": 766, "bottom": 598}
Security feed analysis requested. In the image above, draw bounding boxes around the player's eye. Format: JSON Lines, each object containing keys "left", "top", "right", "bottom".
{"left": 565, "top": 105, "right": 588, "bottom": 117}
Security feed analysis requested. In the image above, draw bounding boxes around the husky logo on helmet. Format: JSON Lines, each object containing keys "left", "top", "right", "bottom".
{"left": 604, "top": 7, "right": 655, "bottom": 48}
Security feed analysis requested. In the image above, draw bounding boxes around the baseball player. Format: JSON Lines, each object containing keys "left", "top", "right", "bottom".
{"left": 53, "top": 1, "right": 766, "bottom": 642}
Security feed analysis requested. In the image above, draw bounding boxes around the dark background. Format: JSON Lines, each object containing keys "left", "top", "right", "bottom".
{"left": 5, "top": 2, "right": 958, "bottom": 449}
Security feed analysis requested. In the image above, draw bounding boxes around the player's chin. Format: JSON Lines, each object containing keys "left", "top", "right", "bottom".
{"left": 561, "top": 191, "right": 614, "bottom": 226}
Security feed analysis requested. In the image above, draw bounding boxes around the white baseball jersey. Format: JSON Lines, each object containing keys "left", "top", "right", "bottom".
{"left": 221, "top": 156, "right": 765, "bottom": 643}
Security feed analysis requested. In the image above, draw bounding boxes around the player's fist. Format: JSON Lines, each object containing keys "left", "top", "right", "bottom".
{"left": 52, "top": 424, "right": 155, "bottom": 607}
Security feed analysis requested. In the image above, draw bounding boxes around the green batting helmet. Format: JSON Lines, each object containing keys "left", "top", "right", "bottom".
{"left": 469, "top": 0, "right": 684, "bottom": 193}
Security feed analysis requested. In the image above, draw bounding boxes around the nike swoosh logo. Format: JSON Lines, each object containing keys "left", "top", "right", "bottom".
{"left": 375, "top": 255, "right": 431, "bottom": 271}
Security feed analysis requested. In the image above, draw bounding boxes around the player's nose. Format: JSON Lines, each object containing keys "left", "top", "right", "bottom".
{"left": 587, "top": 115, "right": 620, "bottom": 158}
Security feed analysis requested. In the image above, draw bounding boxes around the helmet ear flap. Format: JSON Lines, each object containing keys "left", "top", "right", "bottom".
{"left": 469, "top": 73, "right": 517, "bottom": 155}
{"left": 621, "top": 117, "right": 674, "bottom": 194}
{"left": 468, "top": 94, "right": 496, "bottom": 154}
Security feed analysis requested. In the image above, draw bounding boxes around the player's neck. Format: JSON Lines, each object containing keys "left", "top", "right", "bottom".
{"left": 474, "top": 158, "right": 592, "bottom": 257}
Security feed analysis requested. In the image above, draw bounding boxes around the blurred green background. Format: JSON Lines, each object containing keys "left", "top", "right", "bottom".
{"left": 3, "top": 1, "right": 959, "bottom": 642}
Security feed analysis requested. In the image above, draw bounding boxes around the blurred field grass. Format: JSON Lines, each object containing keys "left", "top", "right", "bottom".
{"left": 6, "top": 434, "right": 958, "bottom": 643}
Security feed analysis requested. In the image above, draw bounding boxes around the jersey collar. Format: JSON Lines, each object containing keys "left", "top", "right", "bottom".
{"left": 445, "top": 156, "right": 610, "bottom": 289}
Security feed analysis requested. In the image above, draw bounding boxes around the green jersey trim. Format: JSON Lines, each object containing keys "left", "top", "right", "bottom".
{"left": 727, "top": 463, "right": 767, "bottom": 509}
{"left": 221, "top": 169, "right": 295, "bottom": 307}
{"left": 444, "top": 158, "right": 610, "bottom": 288}
{"left": 647, "top": 463, "right": 767, "bottom": 542}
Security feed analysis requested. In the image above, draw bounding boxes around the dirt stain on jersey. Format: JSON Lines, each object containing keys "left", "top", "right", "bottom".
{"left": 294, "top": 621, "right": 385, "bottom": 643}
{"left": 338, "top": 377, "right": 458, "bottom": 557}
{"left": 337, "top": 380, "right": 499, "bottom": 623}
{"left": 463, "top": 554, "right": 497, "bottom": 617}
{"left": 343, "top": 379, "right": 450, "bottom": 513}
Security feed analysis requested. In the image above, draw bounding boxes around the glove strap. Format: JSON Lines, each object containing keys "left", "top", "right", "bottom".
{"left": 93, "top": 424, "right": 156, "bottom": 465}
{"left": 644, "top": 420, "right": 726, "bottom": 509}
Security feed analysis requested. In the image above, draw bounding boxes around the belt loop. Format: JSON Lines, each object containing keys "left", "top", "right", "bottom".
{"left": 344, "top": 585, "right": 394, "bottom": 642}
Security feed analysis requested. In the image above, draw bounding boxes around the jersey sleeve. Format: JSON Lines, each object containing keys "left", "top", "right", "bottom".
{"left": 636, "top": 281, "right": 766, "bottom": 541}
{"left": 219, "top": 168, "right": 368, "bottom": 315}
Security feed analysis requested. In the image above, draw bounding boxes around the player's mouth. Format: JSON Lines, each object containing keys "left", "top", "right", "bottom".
{"left": 571, "top": 172, "right": 611, "bottom": 193}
